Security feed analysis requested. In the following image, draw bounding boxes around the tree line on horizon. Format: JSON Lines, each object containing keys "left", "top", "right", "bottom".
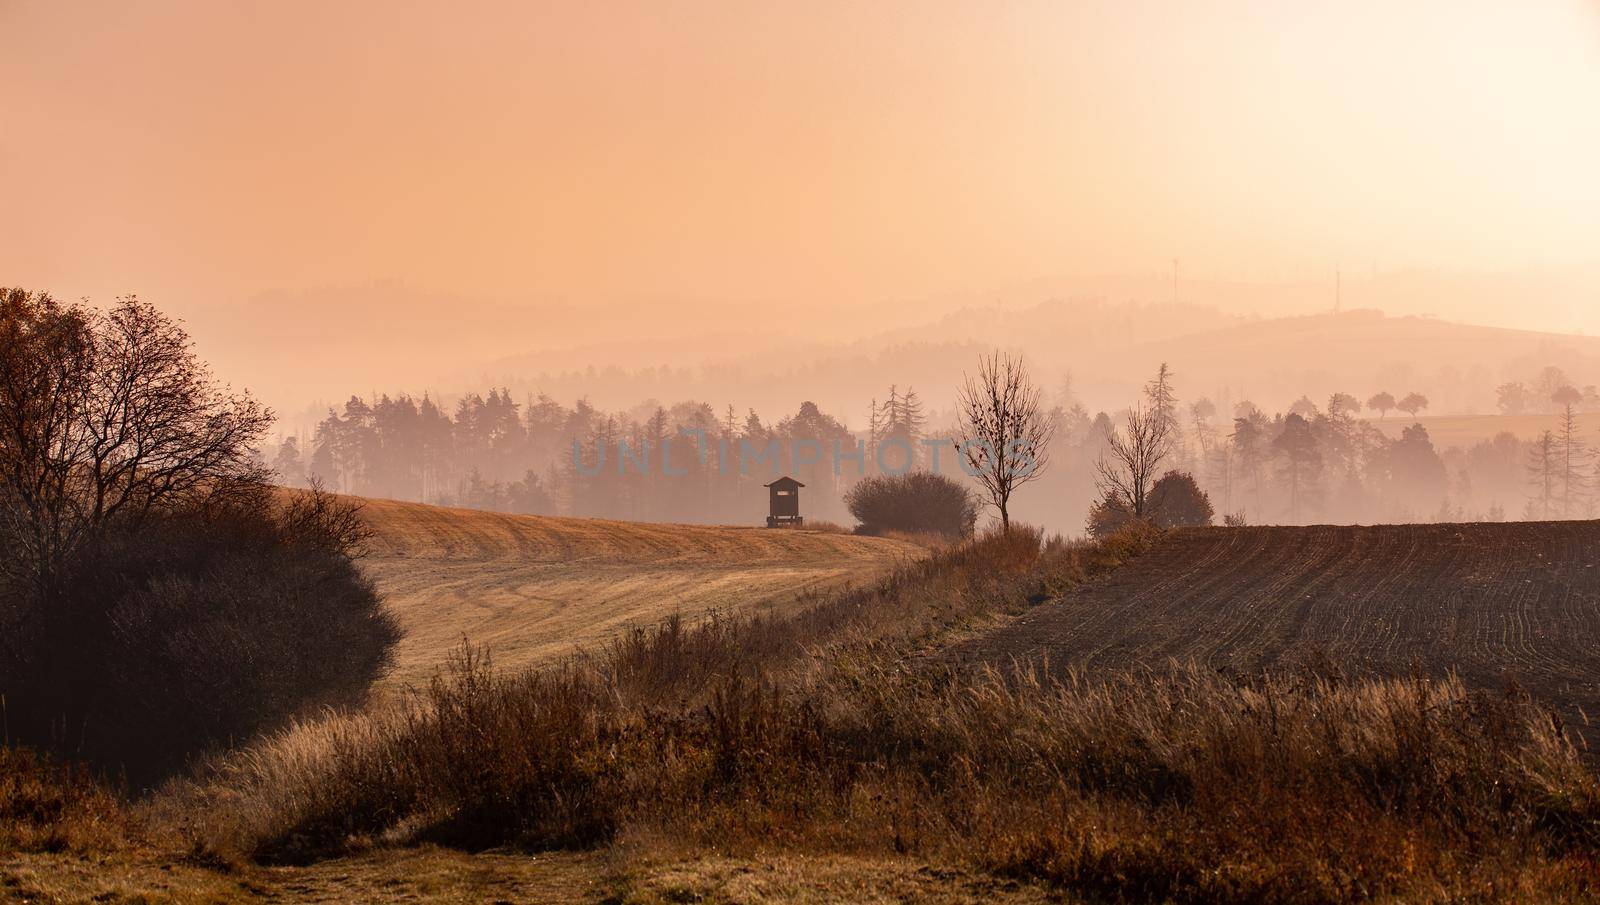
{"left": 270, "top": 366, "right": 1600, "bottom": 531}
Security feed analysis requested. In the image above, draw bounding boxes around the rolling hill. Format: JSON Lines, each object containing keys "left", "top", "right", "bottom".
{"left": 462, "top": 300, "right": 1600, "bottom": 427}
{"left": 354, "top": 498, "right": 925, "bottom": 688}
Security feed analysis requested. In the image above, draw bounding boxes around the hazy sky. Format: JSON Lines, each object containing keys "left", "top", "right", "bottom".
{"left": 4, "top": 0, "right": 1599, "bottom": 368}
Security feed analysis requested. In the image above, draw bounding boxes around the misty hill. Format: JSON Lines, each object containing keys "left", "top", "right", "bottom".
{"left": 1124, "top": 309, "right": 1600, "bottom": 415}
{"left": 470, "top": 302, "right": 1600, "bottom": 423}
{"left": 195, "top": 270, "right": 1600, "bottom": 428}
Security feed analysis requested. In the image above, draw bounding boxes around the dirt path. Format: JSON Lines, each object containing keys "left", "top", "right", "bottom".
{"left": 355, "top": 499, "right": 925, "bottom": 689}
{"left": 952, "top": 522, "right": 1600, "bottom": 734}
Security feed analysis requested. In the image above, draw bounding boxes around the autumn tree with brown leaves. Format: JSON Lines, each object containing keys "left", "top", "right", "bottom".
{"left": 0, "top": 289, "right": 271, "bottom": 594}
{"left": 1, "top": 289, "right": 398, "bottom": 779}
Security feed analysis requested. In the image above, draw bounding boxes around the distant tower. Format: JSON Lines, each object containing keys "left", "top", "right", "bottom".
{"left": 764, "top": 476, "right": 804, "bottom": 528}
{"left": 1335, "top": 266, "right": 1342, "bottom": 315}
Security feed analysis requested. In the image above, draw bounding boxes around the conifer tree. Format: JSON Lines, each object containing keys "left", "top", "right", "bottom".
{"left": 1556, "top": 403, "right": 1588, "bottom": 517}
{"left": 1526, "top": 430, "right": 1557, "bottom": 519}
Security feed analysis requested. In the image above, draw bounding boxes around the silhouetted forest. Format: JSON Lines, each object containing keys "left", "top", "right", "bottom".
{"left": 270, "top": 363, "right": 1600, "bottom": 532}
{"left": 273, "top": 388, "right": 957, "bottom": 525}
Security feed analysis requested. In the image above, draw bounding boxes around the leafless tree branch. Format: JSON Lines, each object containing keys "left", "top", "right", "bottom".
{"left": 956, "top": 352, "right": 1052, "bottom": 531}
{"left": 0, "top": 290, "right": 272, "bottom": 593}
{"left": 1095, "top": 403, "right": 1170, "bottom": 518}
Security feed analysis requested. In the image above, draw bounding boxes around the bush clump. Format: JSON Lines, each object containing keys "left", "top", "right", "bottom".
{"left": 1087, "top": 470, "right": 1213, "bottom": 538}
{"left": 844, "top": 471, "right": 979, "bottom": 538}
{"left": 1, "top": 485, "right": 401, "bottom": 784}
{"left": 0, "top": 288, "right": 400, "bottom": 783}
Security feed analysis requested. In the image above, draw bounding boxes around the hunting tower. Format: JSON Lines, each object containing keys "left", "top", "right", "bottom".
{"left": 764, "top": 476, "right": 804, "bottom": 527}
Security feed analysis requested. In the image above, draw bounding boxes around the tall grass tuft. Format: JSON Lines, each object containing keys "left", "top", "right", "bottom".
{"left": 0, "top": 746, "right": 128, "bottom": 853}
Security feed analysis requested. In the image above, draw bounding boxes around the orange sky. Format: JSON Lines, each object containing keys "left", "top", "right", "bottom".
{"left": 4, "top": 0, "right": 1599, "bottom": 403}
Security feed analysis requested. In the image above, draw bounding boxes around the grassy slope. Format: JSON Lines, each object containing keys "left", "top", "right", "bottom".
{"left": 354, "top": 498, "right": 925, "bottom": 688}
{"left": 1, "top": 510, "right": 1022, "bottom": 905}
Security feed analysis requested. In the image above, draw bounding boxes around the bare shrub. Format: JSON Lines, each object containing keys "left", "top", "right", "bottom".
{"left": 844, "top": 471, "right": 978, "bottom": 538}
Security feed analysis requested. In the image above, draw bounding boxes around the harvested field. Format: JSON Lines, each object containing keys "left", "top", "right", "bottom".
{"left": 955, "top": 521, "right": 1600, "bottom": 736}
{"left": 354, "top": 498, "right": 924, "bottom": 688}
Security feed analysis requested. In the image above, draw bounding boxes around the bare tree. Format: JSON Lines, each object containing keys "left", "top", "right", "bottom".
{"left": 0, "top": 290, "right": 271, "bottom": 593}
{"left": 1095, "top": 404, "right": 1170, "bottom": 520}
{"left": 956, "top": 352, "right": 1053, "bottom": 531}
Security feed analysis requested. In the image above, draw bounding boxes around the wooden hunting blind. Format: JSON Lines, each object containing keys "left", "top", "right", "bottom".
{"left": 765, "top": 476, "right": 804, "bottom": 527}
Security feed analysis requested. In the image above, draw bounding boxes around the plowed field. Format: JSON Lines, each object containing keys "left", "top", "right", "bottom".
{"left": 956, "top": 522, "right": 1600, "bottom": 730}
{"left": 354, "top": 498, "right": 924, "bottom": 688}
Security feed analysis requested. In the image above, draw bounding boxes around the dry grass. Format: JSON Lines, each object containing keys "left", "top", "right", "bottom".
{"left": 872, "top": 527, "right": 959, "bottom": 551}
{"left": 0, "top": 747, "right": 129, "bottom": 854}
{"left": 953, "top": 521, "right": 1600, "bottom": 752}
{"left": 797, "top": 519, "right": 851, "bottom": 534}
{"left": 352, "top": 497, "right": 925, "bottom": 688}
{"left": 604, "top": 851, "right": 1061, "bottom": 904}
{"left": 9, "top": 521, "right": 1600, "bottom": 901}
{"left": 0, "top": 845, "right": 1060, "bottom": 903}
{"left": 172, "top": 528, "right": 1068, "bottom": 857}
{"left": 164, "top": 523, "right": 1600, "bottom": 901}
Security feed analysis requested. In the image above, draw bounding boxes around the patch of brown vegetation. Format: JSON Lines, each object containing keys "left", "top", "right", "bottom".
{"left": 0, "top": 748, "right": 128, "bottom": 854}
{"left": 0, "top": 845, "right": 1057, "bottom": 904}
{"left": 610, "top": 852, "right": 1059, "bottom": 904}
{"left": 8, "top": 521, "right": 1600, "bottom": 901}
{"left": 171, "top": 524, "right": 1598, "bottom": 901}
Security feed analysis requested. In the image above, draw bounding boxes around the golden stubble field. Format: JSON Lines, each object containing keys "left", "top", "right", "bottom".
{"left": 354, "top": 497, "right": 926, "bottom": 689}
